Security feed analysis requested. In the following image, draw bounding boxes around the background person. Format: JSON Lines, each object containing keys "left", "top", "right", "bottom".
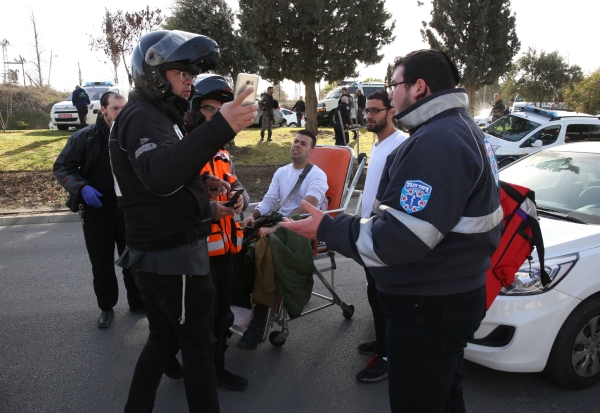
{"left": 281, "top": 49, "right": 501, "bottom": 413}
{"left": 71, "top": 85, "right": 91, "bottom": 128}
{"left": 356, "top": 89, "right": 366, "bottom": 126}
{"left": 260, "top": 86, "right": 275, "bottom": 141}
{"left": 291, "top": 96, "right": 306, "bottom": 127}
{"left": 491, "top": 93, "right": 506, "bottom": 122}
{"left": 355, "top": 90, "right": 407, "bottom": 383}
{"left": 109, "top": 30, "right": 258, "bottom": 413}
{"left": 53, "top": 91, "right": 142, "bottom": 329}
{"left": 334, "top": 96, "right": 351, "bottom": 145}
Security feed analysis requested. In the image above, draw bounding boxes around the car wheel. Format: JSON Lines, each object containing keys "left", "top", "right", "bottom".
{"left": 288, "top": 122, "right": 297, "bottom": 128}
{"left": 280, "top": 119, "right": 287, "bottom": 128}
{"left": 57, "top": 125, "right": 69, "bottom": 131}
{"left": 544, "top": 296, "right": 600, "bottom": 389}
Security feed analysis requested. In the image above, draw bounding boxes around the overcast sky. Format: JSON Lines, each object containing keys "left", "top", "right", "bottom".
{"left": 1, "top": 0, "right": 598, "bottom": 98}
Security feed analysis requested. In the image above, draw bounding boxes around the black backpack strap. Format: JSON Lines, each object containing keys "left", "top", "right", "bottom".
{"left": 528, "top": 215, "right": 550, "bottom": 286}
{"left": 266, "top": 163, "right": 314, "bottom": 216}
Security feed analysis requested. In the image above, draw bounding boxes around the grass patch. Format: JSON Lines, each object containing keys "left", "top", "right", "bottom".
{"left": 0, "top": 126, "right": 377, "bottom": 172}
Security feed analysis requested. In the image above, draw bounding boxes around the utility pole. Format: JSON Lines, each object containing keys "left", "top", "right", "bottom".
{"left": 78, "top": 62, "right": 83, "bottom": 87}
{"left": 48, "top": 51, "right": 52, "bottom": 86}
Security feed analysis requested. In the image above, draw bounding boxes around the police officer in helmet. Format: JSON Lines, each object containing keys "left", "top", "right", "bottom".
{"left": 109, "top": 30, "right": 258, "bottom": 413}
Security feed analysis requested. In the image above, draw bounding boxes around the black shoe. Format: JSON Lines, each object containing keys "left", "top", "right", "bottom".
{"left": 267, "top": 138, "right": 272, "bottom": 142}
{"left": 164, "top": 355, "right": 183, "bottom": 380}
{"left": 357, "top": 340, "right": 377, "bottom": 355}
{"left": 356, "top": 356, "right": 388, "bottom": 382}
{"left": 98, "top": 309, "right": 114, "bottom": 328}
{"left": 236, "top": 306, "right": 268, "bottom": 351}
{"left": 216, "top": 368, "right": 249, "bottom": 391}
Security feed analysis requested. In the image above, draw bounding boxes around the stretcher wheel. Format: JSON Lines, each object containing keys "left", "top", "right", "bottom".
{"left": 342, "top": 304, "right": 355, "bottom": 319}
{"left": 269, "top": 331, "right": 286, "bottom": 347}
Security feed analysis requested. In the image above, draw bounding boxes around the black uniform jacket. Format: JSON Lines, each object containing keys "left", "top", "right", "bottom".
{"left": 109, "top": 91, "right": 236, "bottom": 251}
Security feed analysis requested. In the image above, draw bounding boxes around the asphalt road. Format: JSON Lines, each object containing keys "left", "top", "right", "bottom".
{"left": 1, "top": 221, "right": 598, "bottom": 413}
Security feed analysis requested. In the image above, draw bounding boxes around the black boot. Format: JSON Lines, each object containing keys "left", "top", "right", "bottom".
{"left": 236, "top": 305, "right": 269, "bottom": 351}
{"left": 216, "top": 345, "right": 249, "bottom": 390}
{"left": 260, "top": 133, "right": 264, "bottom": 142}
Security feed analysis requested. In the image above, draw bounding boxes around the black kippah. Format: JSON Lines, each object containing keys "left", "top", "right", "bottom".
{"left": 438, "top": 50, "right": 460, "bottom": 85}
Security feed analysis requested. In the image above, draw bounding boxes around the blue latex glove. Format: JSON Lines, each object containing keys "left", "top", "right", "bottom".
{"left": 81, "top": 186, "right": 103, "bottom": 207}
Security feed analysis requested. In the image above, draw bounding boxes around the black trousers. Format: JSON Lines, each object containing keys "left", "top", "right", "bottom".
{"left": 76, "top": 106, "right": 88, "bottom": 127}
{"left": 365, "top": 267, "right": 386, "bottom": 357}
{"left": 125, "top": 272, "right": 219, "bottom": 413}
{"left": 378, "top": 286, "right": 486, "bottom": 413}
{"left": 81, "top": 206, "right": 143, "bottom": 311}
{"left": 334, "top": 122, "right": 348, "bottom": 146}
{"left": 210, "top": 253, "right": 234, "bottom": 368}
{"left": 296, "top": 112, "right": 303, "bottom": 126}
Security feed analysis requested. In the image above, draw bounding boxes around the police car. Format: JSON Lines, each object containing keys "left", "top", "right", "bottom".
{"left": 483, "top": 106, "right": 600, "bottom": 168}
{"left": 465, "top": 142, "right": 600, "bottom": 389}
{"left": 50, "top": 81, "right": 126, "bottom": 130}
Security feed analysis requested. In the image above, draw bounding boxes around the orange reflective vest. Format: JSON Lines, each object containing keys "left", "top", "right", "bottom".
{"left": 201, "top": 150, "right": 244, "bottom": 256}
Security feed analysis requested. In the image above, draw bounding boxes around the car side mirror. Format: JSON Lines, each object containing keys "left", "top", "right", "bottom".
{"left": 531, "top": 140, "right": 543, "bottom": 148}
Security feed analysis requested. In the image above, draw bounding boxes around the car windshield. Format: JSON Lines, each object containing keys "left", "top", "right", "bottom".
{"left": 324, "top": 88, "right": 343, "bottom": 99}
{"left": 500, "top": 149, "right": 600, "bottom": 225}
{"left": 484, "top": 115, "right": 541, "bottom": 142}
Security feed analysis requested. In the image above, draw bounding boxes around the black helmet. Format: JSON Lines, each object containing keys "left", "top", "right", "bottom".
{"left": 190, "top": 74, "right": 234, "bottom": 111}
{"left": 131, "top": 30, "right": 220, "bottom": 99}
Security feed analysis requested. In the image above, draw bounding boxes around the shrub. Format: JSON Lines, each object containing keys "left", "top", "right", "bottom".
{"left": 0, "top": 84, "right": 68, "bottom": 130}
{"left": 16, "top": 120, "right": 28, "bottom": 130}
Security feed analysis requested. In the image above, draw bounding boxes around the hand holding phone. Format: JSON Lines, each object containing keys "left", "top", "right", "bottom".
{"left": 223, "top": 188, "right": 245, "bottom": 207}
{"left": 234, "top": 74, "right": 259, "bottom": 106}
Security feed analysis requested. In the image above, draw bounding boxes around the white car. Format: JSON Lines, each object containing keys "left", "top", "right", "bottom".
{"left": 465, "top": 142, "right": 600, "bottom": 389}
{"left": 279, "top": 108, "right": 305, "bottom": 127}
{"left": 50, "top": 81, "right": 126, "bottom": 130}
{"left": 474, "top": 109, "right": 492, "bottom": 127}
{"left": 484, "top": 106, "right": 600, "bottom": 168}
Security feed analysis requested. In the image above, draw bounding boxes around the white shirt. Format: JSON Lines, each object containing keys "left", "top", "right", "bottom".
{"left": 361, "top": 130, "right": 408, "bottom": 218}
{"left": 256, "top": 163, "right": 329, "bottom": 217}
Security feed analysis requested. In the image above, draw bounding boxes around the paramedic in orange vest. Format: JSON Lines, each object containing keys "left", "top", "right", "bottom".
{"left": 184, "top": 74, "right": 250, "bottom": 391}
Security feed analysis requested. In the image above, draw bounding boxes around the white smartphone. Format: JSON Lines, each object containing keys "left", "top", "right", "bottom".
{"left": 234, "top": 73, "right": 259, "bottom": 105}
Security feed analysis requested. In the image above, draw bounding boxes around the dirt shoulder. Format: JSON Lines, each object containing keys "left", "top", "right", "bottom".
{"left": 0, "top": 165, "right": 366, "bottom": 215}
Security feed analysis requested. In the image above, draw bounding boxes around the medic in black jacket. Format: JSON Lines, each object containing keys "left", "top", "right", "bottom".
{"left": 109, "top": 30, "right": 258, "bottom": 413}
{"left": 281, "top": 50, "right": 501, "bottom": 413}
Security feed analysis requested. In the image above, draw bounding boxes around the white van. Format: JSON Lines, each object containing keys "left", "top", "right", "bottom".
{"left": 50, "top": 81, "right": 127, "bottom": 130}
{"left": 316, "top": 81, "right": 386, "bottom": 126}
{"left": 484, "top": 106, "right": 600, "bottom": 168}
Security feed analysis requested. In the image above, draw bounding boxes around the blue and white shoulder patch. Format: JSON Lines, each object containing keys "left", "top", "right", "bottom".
{"left": 483, "top": 138, "right": 499, "bottom": 186}
{"left": 400, "top": 180, "right": 432, "bottom": 214}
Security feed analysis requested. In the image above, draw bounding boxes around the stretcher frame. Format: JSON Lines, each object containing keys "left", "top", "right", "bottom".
{"left": 232, "top": 145, "right": 367, "bottom": 347}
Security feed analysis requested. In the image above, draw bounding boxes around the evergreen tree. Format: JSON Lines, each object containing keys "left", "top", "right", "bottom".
{"left": 507, "top": 48, "right": 582, "bottom": 107}
{"left": 384, "top": 63, "right": 394, "bottom": 87}
{"left": 238, "top": 0, "right": 395, "bottom": 134}
{"left": 421, "top": 0, "right": 520, "bottom": 115}
{"left": 565, "top": 69, "right": 600, "bottom": 115}
{"left": 164, "top": 0, "right": 265, "bottom": 81}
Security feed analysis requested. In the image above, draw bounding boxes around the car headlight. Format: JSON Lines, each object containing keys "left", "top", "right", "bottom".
{"left": 500, "top": 253, "right": 579, "bottom": 296}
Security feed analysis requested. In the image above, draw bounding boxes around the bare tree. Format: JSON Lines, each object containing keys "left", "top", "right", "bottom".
{"left": 89, "top": 7, "right": 162, "bottom": 87}
{"left": 78, "top": 62, "right": 83, "bottom": 86}
{"left": 0, "top": 91, "right": 13, "bottom": 132}
{"left": 28, "top": 10, "right": 45, "bottom": 87}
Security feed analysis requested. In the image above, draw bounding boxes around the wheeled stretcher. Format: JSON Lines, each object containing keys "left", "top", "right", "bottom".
{"left": 232, "top": 145, "right": 367, "bottom": 347}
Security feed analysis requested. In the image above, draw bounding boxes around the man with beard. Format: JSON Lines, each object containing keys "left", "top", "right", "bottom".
{"left": 355, "top": 90, "right": 407, "bottom": 383}
{"left": 281, "top": 49, "right": 501, "bottom": 412}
